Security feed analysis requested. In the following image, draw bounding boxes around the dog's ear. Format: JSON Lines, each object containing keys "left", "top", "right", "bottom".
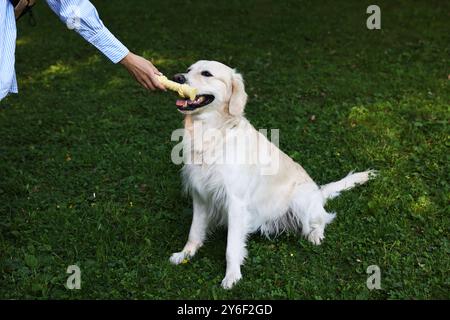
{"left": 228, "top": 71, "right": 248, "bottom": 116}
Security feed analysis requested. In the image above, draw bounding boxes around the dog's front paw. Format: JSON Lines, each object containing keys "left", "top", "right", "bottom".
{"left": 169, "top": 252, "right": 187, "bottom": 265}
{"left": 221, "top": 271, "right": 242, "bottom": 289}
{"left": 307, "top": 228, "right": 324, "bottom": 245}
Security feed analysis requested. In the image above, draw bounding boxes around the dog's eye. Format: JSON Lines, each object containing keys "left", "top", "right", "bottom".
{"left": 186, "top": 68, "right": 191, "bottom": 73}
{"left": 201, "top": 71, "right": 213, "bottom": 77}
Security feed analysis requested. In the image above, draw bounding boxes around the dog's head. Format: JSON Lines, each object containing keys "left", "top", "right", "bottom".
{"left": 173, "top": 60, "right": 247, "bottom": 116}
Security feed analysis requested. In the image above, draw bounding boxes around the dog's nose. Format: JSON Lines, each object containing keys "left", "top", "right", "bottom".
{"left": 173, "top": 74, "right": 186, "bottom": 84}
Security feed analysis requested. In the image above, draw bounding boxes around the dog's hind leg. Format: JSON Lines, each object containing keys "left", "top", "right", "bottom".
{"left": 306, "top": 202, "right": 336, "bottom": 245}
{"left": 170, "top": 193, "right": 209, "bottom": 265}
{"left": 290, "top": 183, "right": 336, "bottom": 245}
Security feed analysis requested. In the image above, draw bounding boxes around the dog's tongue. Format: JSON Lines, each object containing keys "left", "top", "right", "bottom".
{"left": 176, "top": 99, "right": 186, "bottom": 107}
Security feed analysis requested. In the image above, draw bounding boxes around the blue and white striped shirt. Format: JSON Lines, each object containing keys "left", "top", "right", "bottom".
{"left": 0, "top": 0, "right": 129, "bottom": 101}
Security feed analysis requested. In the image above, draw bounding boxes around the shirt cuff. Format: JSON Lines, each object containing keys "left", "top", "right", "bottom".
{"left": 89, "top": 27, "right": 129, "bottom": 63}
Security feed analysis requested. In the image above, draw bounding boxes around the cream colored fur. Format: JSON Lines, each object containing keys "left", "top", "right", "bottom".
{"left": 169, "top": 60, "right": 376, "bottom": 289}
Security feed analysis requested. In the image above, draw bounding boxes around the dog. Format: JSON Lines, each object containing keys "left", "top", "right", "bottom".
{"left": 169, "top": 60, "right": 376, "bottom": 289}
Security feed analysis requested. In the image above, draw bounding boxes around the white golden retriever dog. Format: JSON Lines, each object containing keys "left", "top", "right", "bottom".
{"left": 169, "top": 60, "right": 375, "bottom": 289}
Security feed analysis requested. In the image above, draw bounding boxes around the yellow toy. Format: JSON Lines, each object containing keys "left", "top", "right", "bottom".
{"left": 157, "top": 75, "right": 197, "bottom": 101}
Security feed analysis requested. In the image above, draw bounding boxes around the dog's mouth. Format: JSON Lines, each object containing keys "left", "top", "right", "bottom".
{"left": 176, "top": 94, "right": 215, "bottom": 111}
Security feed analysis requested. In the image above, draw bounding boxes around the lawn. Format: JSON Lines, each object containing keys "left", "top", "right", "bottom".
{"left": 0, "top": 0, "right": 448, "bottom": 299}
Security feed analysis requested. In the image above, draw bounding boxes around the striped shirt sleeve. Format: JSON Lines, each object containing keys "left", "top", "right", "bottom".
{"left": 0, "top": 1, "right": 18, "bottom": 100}
{"left": 45, "top": 0, "right": 129, "bottom": 63}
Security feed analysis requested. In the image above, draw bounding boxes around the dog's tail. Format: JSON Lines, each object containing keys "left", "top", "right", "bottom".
{"left": 320, "top": 170, "right": 377, "bottom": 201}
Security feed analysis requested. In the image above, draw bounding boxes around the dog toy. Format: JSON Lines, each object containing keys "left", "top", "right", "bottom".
{"left": 157, "top": 76, "right": 197, "bottom": 101}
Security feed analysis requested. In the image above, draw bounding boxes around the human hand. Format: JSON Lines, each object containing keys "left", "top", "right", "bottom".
{"left": 120, "top": 52, "right": 166, "bottom": 91}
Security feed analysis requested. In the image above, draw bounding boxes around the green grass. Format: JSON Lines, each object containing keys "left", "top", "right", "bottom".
{"left": 0, "top": 0, "right": 449, "bottom": 299}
